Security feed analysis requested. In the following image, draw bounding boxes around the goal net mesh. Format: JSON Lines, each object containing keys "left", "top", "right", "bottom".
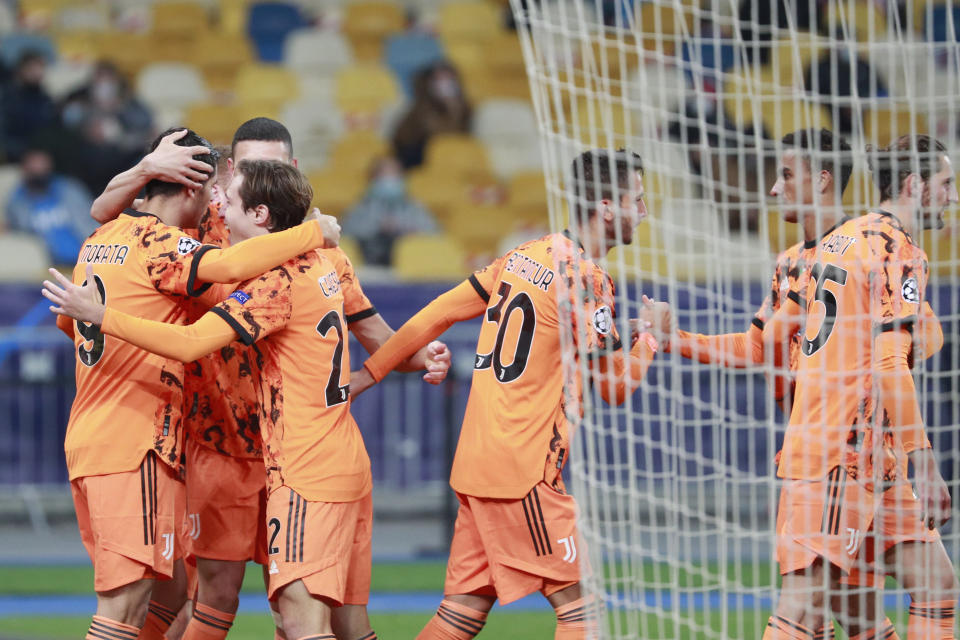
{"left": 507, "top": 1, "right": 960, "bottom": 637}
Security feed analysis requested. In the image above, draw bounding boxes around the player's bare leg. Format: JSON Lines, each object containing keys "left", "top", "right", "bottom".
{"left": 264, "top": 564, "right": 287, "bottom": 640}
{"left": 87, "top": 577, "right": 155, "bottom": 640}
{"left": 331, "top": 605, "right": 376, "bottom": 640}
{"left": 416, "top": 593, "right": 493, "bottom": 640}
{"left": 276, "top": 579, "right": 334, "bottom": 639}
{"left": 139, "top": 558, "right": 189, "bottom": 639}
{"left": 180, "top": 558, "right": 244, "bottom": 640}
{"left": 164, "top": 601, "right": 193, "bottom": 640}
{"left": 764, "top": 559, "right": 838, "bottom": 639}
{"left": 546, "top": 582, "right": 596, "bottom": 639}
{"left": 885, "top": 541, "right": 958, "bottom": 639}
{"left": 830, "top": 585, "right": 900, "bottom": 640}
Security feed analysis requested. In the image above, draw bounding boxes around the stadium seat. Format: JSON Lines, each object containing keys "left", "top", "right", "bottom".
{"left": 506, "top": 171, "right": 549, "bottom": 224}
{"left": 423, "top": 134, "right": 491, "bottom": 178}
{"left": 0, "top": 33, "right": 55, "bottom": 68}
{"left": 863, "top": 107, "right": 930, "bottom": 147}
{"left": 0, "top": 166, "right": 21, "bottom": 226}
{"left": 17, "top": 0, "right": 72, "bottom": 29}
{"left": 219, "top": 0, "right": 256, "bottom": 35}
{"left": 922, "top": 221, "right": 959, "bottom": 277}
{"left": 0, "top": 232, "right": 52, "bottom": 283}
{"left": 926, "top": 4, "right": 960, "bottom": 41}
{"left": 571, "top": 97, "right": 638, "bottom": 148}
{"left": 52, "top": 31, "right": 100, "bottom": 63}
{"left": 186, "top": 103, "right": 280, "bottom": 145}
{"left": 765, "top": 210, "right": 802, "bottom": 254}
{"left": 437, "top": 2, "right": 501, "bottom": 46}
{"left": 54, "top": 4, "right": 111, "bottom": 31}
{"left": 342, "top": 1, "right": 406, "bottom": 62}
{"left": 306, "top": 168, "right": 366, "bottom": 217}
{"left": 280, "top": 98, "right": 345, "bottom": 171}
{"left": 392, "top": 234, "right": 468, "bottom": 281}
{"left": 721, "top": 68, "right": 782, "bottom": 134}
{"left": 460, "top": 67, "right": 531, "bottom": 103}
{"left": 42, "top": 59, "right": 93, "bottom": 100}
{"left": 842, "top": 168, "right": 876, "bottom": 212}
{"left": 235, "top": 64, "right": 300, "bottom": 113}
{"left": 826, "top": 1, "right": 888, "bottom": 40}
{"left": 0, "top": 1, "right": 12, "bottom": 35}
{"left": 192, "top": 33, "right": 255, "bottom": 93}
{"left": 760, "top": 100, "right": 832, "bottom": 141}
{"left": 444, "top": 203, "right": 516, "bottom": 255}
{"left": 137, "top": 63, "right": 209, "bottom": 113}
{"left": 284, "top": 29, "right": 353, "bottom": 77}
{"left": 337, "top": 235, "right": 364, "bottom": 267}
{"left": 636, "top": 2, "right": 695, "bottom": 55}
{"left": 94, "top": 32, "right": 155, "bottom": 77}
{"left": 247, "top": 1, "right": 308, "bottom": 62}
{"left": 406, "top": 168, "right": 471, "bottom": 222}
{"left": 334, "top": 63, "right": 401, "bottom": 120}
{"left": 602, "top": 220, "right": 669, "bottom": 280}
{"left": 473, "top": 99, "right": 537, "bottom": 141}
{"left": 151, "top": 2, "right": 211, "bottom": 38}
{"left": 384, "top": 32, "right": 444, "bottom": 97}
{"left": 327, "top": 130, "right": 389, "bottom": 174}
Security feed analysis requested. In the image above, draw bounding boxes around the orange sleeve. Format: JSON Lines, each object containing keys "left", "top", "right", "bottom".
{"left": 761, "top": 292, "right": 804, "bottom": 369}
{"left": 592, "top": 336, "right": 657, "bottom": 405}
{"left": 669, "top": 323, "right": 763, "bottom": 368}
{"left": 918, "top": 301, "right": 943, "bottom": 360}
{"left": 100, "top": 307, "right": 240, "bottom": 363}
{"left": 364, "top": 279, "right": 489, "bottom": 381}
{"left": 194, "top": 219, "right": 325, "bottom": 285}
{"left": 56, "top": 313, "right": 74, "bottom": 340}
{"left": 875, "top": 329, "right": 929, "bottom": 453}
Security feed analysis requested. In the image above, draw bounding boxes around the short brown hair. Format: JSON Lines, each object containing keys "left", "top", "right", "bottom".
{"left": 570, "top": 148, "right": 644, "bottom": 220}
{"left": 235, "top": 159, "right": 313, "bottom": 232}
{"left": 868, "top": 134, "right": 948, "bottom": 202}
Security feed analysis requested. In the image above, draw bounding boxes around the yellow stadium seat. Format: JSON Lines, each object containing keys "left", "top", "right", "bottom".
{"left": 437, "top": 1, "right": 501, "bottom": 45}
{"left": 307, "top": 168, "right": 367, "bottom": 217}
{"left": 444, "top": 203, "right": 516, "bottom": 255}
{"left": 766, "top": 210, "right": 803, "bottom": 255}
{"left": 760, "top": 100, "right": 832, "bottom": 141}
{"left": 603, "top": 219, "right": 669, "bottom": 280}
{"left": 186, "top": 104, "right": 245, "bottom": 145}
{"left": 327, "top": 130, "right": 389, "bottom": 175}
{"left": 424, "top": 134, "right": 491, "bottom": 178}
{"left": 826, "top": 1, "right": 888, "bottom": 40}
{"left": 572, "top": 97, "right": 637, "bottom": 148}
{"left": 406, "top": 168, "right": 470, "bottom": 222}
{"left": 460, "top": 68, "right": 531, "bottom": 102}
{"left": 0, "top": 232, "right": 52, "bottom": 282}
{"left": 342, "top": 1, "right": 406, "bottom": 62}
{"left": 18, "top": 0, "right": 71, "bottom": 28}
{"left": 192, "top": 33, "right": 254, "bottom": 93}
{"left": 721, "top": 68, "right": 782, "bottom": 133}
{"left": 393, "top": 234, "right": 468, "bottom": 281}
{"left": 842, "top": 168, "right": 877, "bottom": 211}
{"left": 54, "top": 31, "right": 100, "bottom": 62}
{"left": 337, "top": 235, "right": 364, "bottom": 267}
{"left": 507, "top": 171, "right": 549, "bottom": 224}
{"left": 772, "top": 35, "right": 827, "bottom": 88}
{"left": 235, "top": 64, "right": 300, "bottom": 112}
{"left": 863, "top": 107, "right": 930, "bottom": 147}
{"left": 95, "top": 33, "right": 156, "bottom": 77}
{"left": 217, "top": 0, "right": 256, "bottom": 35}
{"left": 152, "top": 2, "right": 211, "bottom": 37}
{"left": 334, "top": 64, "right": 400, "bottom": 117}
{"left": 922, "top": 218, "right": 960, "bottom": 277}
{"left": 636, "top": 2, "right": 694, "bottom": 55}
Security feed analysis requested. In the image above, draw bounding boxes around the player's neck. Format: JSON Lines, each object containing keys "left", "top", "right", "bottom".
{"left": 877, "top": 200, "right": 918, "bottom": 237}
{"left": 800, "top": 203, "right": 844, "bottom": 243}
{"left": 140, "top": 196, "right": 193, "bottom": 229}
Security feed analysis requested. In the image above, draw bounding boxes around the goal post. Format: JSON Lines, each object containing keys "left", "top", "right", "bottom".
{"left": 509, "top": 1, "right": 960, "bottom": 638}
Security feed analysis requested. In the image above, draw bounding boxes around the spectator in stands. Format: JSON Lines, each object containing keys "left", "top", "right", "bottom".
{"left": 1, "top": 50, "right": 56, "bottom": 161}
{"left": 5, "top": 146, "right": 95, "bottom": 264}
{"left": 342, "top": 156, "right": 438, "bottom": 265}
{"left": 392, "top": 61, "right": 472, "bottom": 169}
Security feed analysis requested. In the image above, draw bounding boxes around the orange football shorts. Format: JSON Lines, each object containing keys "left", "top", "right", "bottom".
{"left": 184, "top": 437, "right": 268, "bottom": 564}
{"left": 264, "top": 486, "right": 372, "bottom": 606}
{"left": 71, "top": 452, "right": 181, "bottom": 592}
{"left": 444, "top": 482, "right": 582, "bottom": 606}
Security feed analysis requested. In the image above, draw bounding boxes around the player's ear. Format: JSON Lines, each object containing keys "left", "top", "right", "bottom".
{"left": 818, "top": 170, "right": 832, "bottom": 194}
{"left": 904, "top": 173, "right": 923, "bottom": 199}
{"left": 599, "top": 199, "right": 614, "bottom": 222}
{"left": 227, "top": 157, "right": 235, "bottom": 173}
{"left": 252, "top": 203, "right": 270, "bottom": 226}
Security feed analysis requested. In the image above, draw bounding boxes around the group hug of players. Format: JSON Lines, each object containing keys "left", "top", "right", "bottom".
{"left": 41, "top": 115, "right": 957, "bottom": 640}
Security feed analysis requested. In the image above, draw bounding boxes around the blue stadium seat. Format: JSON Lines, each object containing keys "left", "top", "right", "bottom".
{"left": 247, "top": 1, "right": 308, "bottom": 63}
{"left": 0, "top": 32, "right": 55, "bottom": 68}
{"left": 926, "top": 4, "right": 960, "bottom": 41}
{"left": 384, "top": 32, "right": 444, "bottom": 97}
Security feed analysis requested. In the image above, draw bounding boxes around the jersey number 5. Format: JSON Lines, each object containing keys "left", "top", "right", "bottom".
{"left": 77, "top": 274, "right": 107, "bottom": 367}
{"left": 802, "top": 263, "right": 848, "bottom": 357}
{"left": 475, "top": 281, "right": 536, "bottom": 383}
{"left": 316, "top": 310, "right": 349, "bottom": 407}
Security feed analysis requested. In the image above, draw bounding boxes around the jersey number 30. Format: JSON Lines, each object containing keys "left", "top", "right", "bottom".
{"left": 802, "top": 263, "right": 848, "bottom": 357}
{"left": 475, "top": 281, "right": 536, "bottom": 383}
{"left": 77, "top": 275, "right": 107, "bottom": 367}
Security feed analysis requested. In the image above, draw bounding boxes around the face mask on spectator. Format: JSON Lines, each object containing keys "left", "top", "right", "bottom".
{"left": 92, "top": 79, "right": 120, "bottom": 106}
{"left": 25, "top": 173, "right": 52, "bottom": 191}
{"left": 430, "top": 76, "right": 460, "bottom": 100}
{"left": 370, "top": 176, "right": 406, "bottom": 200}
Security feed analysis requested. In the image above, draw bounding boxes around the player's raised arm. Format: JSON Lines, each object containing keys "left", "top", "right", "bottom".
{"left": 91, "top": 129, "right": 214, "bottom": 223}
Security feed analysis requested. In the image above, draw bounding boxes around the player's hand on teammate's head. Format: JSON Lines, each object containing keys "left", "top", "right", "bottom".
{"left": 307, "top": 209, "right": 341, "bottom": 248}
{"left": 42, "top": 264, "right": 107, "bottom": 326}
{"left": 349, "top": 367, "right": 375, "bottom": 396}
{"left": 143, "top": 128, "right": 213, "bottom": 189}
{"left": 422, "top": 340, "right": 451, "bottom": 385}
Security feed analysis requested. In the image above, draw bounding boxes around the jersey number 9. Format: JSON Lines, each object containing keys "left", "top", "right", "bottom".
{"left": 77, "top": 274, "right": 107, "bottom": 367}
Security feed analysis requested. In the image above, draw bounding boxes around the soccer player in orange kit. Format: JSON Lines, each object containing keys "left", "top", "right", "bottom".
{"left": 345, "top": 149, "right": 669, "bottom": 640}
{"left": 50, "top": 130, "right": 336, "bottom": 640}
{"left": 87, "top": 118, "right": 448, "bottom": 640}
{"left": 46, "top": 159, "right": 448, "bottom": 640}
{"left": 758, "top": 135, "right": 959, "bottom": 640}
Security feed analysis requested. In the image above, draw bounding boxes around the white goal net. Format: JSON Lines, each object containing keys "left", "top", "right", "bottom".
{"left": 509, "top": 1, "right": 960, "bottom": 638}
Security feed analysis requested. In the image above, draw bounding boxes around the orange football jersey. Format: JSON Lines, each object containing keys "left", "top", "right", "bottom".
{"left": 184, "top": 246, "right": 375, "bottom": 459}
{"left": 214, "top": 250, "right": 372, "bottom": 502}
{"left": 781, "top": 211, "right": 928, "bottom": 483}
{"left": 450, "top": 232, "right": 621, "bottom": 499}
{"left": 63, "top": 210, "right": 216, "bottom": 479}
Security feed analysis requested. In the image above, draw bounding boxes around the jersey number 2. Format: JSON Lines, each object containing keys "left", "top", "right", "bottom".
{"left": 475, "top": 282, "right": 536, "bottom": 383}
{"left": 76, "top": 274, "right": 107, "bottom": 367}
{"left": 316, "top": 310, "right": 349, "bottom": 407}
{"left": 802, "top": 263, "right": 848, "bottom": 357}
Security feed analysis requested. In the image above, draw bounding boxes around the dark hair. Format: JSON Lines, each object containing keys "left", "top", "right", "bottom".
{"left": 781, "top": 128, "right": 853, "bottom": 195}
{"left": 144, "top": 128, "right": 218, "bottom": 199}
{"left": 235, "top": 159, "right": 313, "bottom": 232}
{"left": 868, "top": 134, "right": 948, "bottom": 202}
{"left": 570, "top": 149, "right": 644, "bottom": 219}
{"left": 231, "top": 117, "right": 293, "bottom": 158}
